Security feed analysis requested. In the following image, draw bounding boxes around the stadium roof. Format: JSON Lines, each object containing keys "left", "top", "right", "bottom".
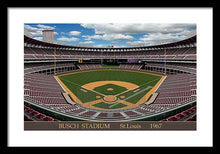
{"left": 24, "top": 35, "right": 196, "bottom": 50}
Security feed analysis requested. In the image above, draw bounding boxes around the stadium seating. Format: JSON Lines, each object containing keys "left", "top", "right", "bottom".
{"left": 24, "top": 35, "right": 196, "bottom": 122}
{"left": 119, "top": 64, "right": 143, "bottom": 70}
{"left": 24, "top": 46, "right": 196, "bottom": 61}
{"left": 77, "top": 64, "right": 102, "bottom": 70}
{"left": 24, "top": 64, "right": 196, "bottom": 121}
{"left": 145, "top": 62, "right": 196, "bottom": 74}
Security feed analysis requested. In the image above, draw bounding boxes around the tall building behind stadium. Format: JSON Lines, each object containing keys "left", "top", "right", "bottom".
{"left": 42, "top": 29, "right": 54, "bottom": 43}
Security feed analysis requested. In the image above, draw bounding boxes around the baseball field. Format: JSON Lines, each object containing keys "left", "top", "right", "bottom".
{"left": 55, "top": 69, "right": 165, "bottom": 110}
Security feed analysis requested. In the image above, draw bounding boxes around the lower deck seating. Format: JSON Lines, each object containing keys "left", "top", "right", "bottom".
{"left": 160, "top": 105, "right": 196, "bottom": 121}
{"left": 24, "top": 105, "right": 56, "bottom": 121}
{"left": 119, "top": 64, "right": 143, "bottom": 70}
{"left": 77, "top": 64, "right": 102, "bottom": 70}
{"left": 24, "top": 62, "right": 196, "bottom": 121}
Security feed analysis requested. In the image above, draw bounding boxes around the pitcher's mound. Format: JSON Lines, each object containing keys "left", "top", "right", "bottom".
{"left": 103, "top": 95, "right": 117, "bottom": 102}
{"left": 107, "top": 88, "right": 114, "bottom": 91}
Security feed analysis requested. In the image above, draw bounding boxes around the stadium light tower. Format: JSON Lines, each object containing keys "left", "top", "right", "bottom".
{"left": 54, "top": 48, "right": 56, "bottom": 75}
{"left": 160, "top": 40, "right": 168, "bottom": 75}
{"left": 164, "top": 48, "right": 167, "bottom": 75}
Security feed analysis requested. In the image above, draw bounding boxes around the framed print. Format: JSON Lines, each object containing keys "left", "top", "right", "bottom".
{"left": 7, "top": 7, "right": 213, "bottom": 147}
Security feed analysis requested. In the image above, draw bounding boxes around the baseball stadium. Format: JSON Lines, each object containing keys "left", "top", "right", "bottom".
{"left": 24, "top": 24, "right": 196, "bottom": 122}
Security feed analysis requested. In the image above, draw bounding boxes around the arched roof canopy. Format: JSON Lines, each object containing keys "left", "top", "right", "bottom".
{"left": 24, "top": 35, "right": 196, "bottom": 50}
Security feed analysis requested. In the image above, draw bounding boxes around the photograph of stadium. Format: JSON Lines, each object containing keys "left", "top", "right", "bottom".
{"left": 24, "top": 23, "right": 196, "bottom": 130}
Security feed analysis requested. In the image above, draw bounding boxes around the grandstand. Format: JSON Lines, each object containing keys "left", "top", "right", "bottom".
{"left": 24, "top": 34, "right": 196, "bottom": 122}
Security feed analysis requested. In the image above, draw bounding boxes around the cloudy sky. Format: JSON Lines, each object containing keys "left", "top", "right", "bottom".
{"left": 24, "top": 23, "right": 196, "bottom": 47}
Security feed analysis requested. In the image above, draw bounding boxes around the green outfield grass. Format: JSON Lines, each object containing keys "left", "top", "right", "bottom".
{"left": 58, "top": 70, "right": 162, "bottom": 110}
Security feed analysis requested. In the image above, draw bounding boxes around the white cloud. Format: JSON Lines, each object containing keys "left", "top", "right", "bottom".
{"left": 30, "top": 31, "right": 43, "bottom": 36}
{"left": 24, "top": 24, "right": 58, "bottom": 37}
{"left": 57, "top": 36, "right": 79, "bottom": 42}
{"left": 69, "top": 31, "right": 81, "bottom": 36}
{"left": 103, "top": 34, "right": 133, "bottom": 41}
{"left": 83, "top": 35, "right": 102, "bottom": 40}
{"left": 83, "top": 34, "right": 133, "bottom": 41}
{"left": 126, "top": 41, "right": 148, "bottom": 46}
{"left": 139, "top": 33, "right": 187, "bottom": 45}
{"left": 36, "top": 24, "right": 55, "bottom": 30}
{"left": 126, "top": 31, "right": 191, "bottom": 46}
{"left": 91, "top": 44, "right": 108, "bottom": 48}
{"left": 80, "top": 23, "right": 196, "bottom": 35}
{"left": 33, "top": 37, "right": 43, "bottom": 41}
{"left": 24, "top": 25, "right": 39, "bottom": 32}
{"left": 76, "top": 41, "right": 95, "bottom": 47}
{"left": 81, "top": 23, "right": 196, "bottom": 46}
{"left": 79, "top": 41, "right": 95, "bottom": 44}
